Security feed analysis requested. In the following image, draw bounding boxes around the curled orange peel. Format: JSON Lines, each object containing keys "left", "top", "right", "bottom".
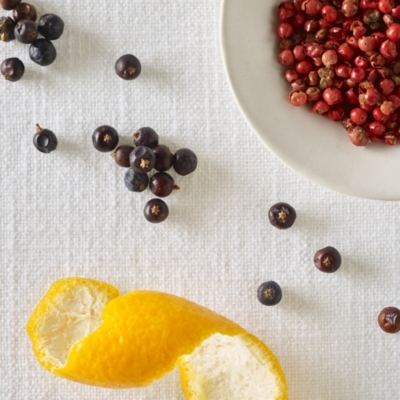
{"left": 27, "top": 277, "right": 288, "bottom": 399}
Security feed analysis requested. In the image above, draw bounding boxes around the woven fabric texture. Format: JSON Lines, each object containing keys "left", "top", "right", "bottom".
{"left": 0, "top": 0, "right": 400, "bottom": 399}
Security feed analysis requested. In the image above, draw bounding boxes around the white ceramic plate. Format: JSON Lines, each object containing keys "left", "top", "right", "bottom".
{"left": 220, "top": 0, "right": 400, "bottom": 201}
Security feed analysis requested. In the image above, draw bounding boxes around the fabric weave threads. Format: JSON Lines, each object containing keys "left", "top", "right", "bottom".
{"left": 1, "top": 0, "right": 400, "bottom": 399}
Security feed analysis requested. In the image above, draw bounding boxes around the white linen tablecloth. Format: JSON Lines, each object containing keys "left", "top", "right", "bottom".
{"left": 1, "top": 0, "right": 400, "bottom": 399}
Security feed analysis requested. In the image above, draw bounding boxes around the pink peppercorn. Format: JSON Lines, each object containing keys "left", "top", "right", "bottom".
{"left": 373, "top": 106, "right": 390, "bottom": 122}
{"left": 387, "top": 94, "right": 400, "bottom": 109}
{"left": 342, "top": 0, "right": 360, "bottom": 17}
{"left": 369, "top": 121, "right": 386, "bottom": 137}
{"left": 379, "top": 79, "right": 395, "bottom": 95}
{"left": 348, "top": 126, "right": 369, "bottom": 146}
{"left": 321, "top": 5, "right": 338, "bottom": 22}
{"left": 380, "top": 40, "right": 398, "bottom": 60}
{"left": 392, "top": 6, "right": 400, "bottom": 18}
{"left": 296, "top": 60, "right": 313, "bottom": 75}
{"left": 278, "top": 2, "right": 295, "bottom": 22}
{"left": 384, "top": 132, "right": 398, "bottom": 145}
{"left": 291, "top": 12, "right": 306, "bottom": 29}
{"left": 323, "top": 88, "right": 342, "bottom": 105}
{"left": 279, "top": 49, "right": 294, "bottom": 66}
{"left": 304, "top": 20, "right": 320, "bottom": 33}
{"left": 381, "top": 100, "right": 395, "bottom": 115}
{"left": 293, "top": 45, "right": 306, "bottom": 61}
{"left": 354, "top": 56, "right": 369, "bottom": 69}
{"left": 360, "top": 0, "right": 379, "bottom": 9}
{"left": 329, "top": 105, "right": 345, "bottom": 121}
{"left": 289, "top": 90, "right": 308, "bottom": 106}
{"left": 350, "top": 67, "right": 366, "bottom": 83}
{"left": 358, "top": 36, "right": 376, "bottom": 51}
{"left": 352, "top": 21, "right": 367, "bottom": 39}
{"left": 291, "top": 78, "right": 307, "bottom": 91}
{"left": 378, "top": 0, "right": 394, "bottom": 13}
{"left": 386, "top": 24, "right": 400, "bottom": 42}
{"left": 335, "top": 64, "right": 352, "bottom": 78}
{"left": 285, "top": 69, "right": 299, "bottom": 83}
{"left": 346, "top": 35, "right": 359, "bottom": 49}
{"left": 277, "top": 22, "right": 294, "bottom": 39}
{"left": 365, "top": 88, "right": 381, "bottom": 105}
{"left": 307, "top": 70, "right": 320, "bottom": 86}
{"left": 306, "top": 87, "right": 322, "bottom": 102}
{"left": 302, "top": 0, "right": 323, "bottom": 17}
{"left": 322, "top": 50, "right": 338, "bottom": 67}
{"left": 350, "top": 108, "right": 369, "bottom": 124}
{"left": 344, "top": 88, "right": 360, "bottom": 105}
{"left": 312, "top": 100, "right": 330, "bottom": 114}
{"left": 305, "top": 43, "right": 324, "bottom": 58}
{"left": 337, "top": 43, "right": 355, "bottom": 62}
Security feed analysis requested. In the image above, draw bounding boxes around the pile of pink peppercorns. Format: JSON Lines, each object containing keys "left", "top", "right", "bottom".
{"left": 277, "top": 0, "right": 400, "bottom": 146}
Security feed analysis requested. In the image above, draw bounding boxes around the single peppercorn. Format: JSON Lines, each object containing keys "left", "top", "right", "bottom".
{"left": 153, "top": 144, "right": 174, "bottom": 172}
{"left": 0, "top": 0, "right": 21, "bottom": 10}
{"left": 314, "top": 246, "right": 342, "bottom": 273}
{"left": 124, "top": 169, "right": 149, "bottom": 192}
{"left": 0, "top": 17, "right": 16, "bottom": 42}
{"left": 133, "top": 127, "right": 159, "bottom": 148}
{"left": 130, "top": 146, "right": 156, "bottom": 173}
{"left": 38, "top": 14, "right": 64, "bottom": 40}
{"left": 144, "top": 199, "right": 169, "bottom": 223}
{"left": 150, "top": 172, "right": 179, "bottom": 198}
{"left": 378, "top": 307, "right": 400, "bottom": 334}
{"left": 1, "top": 58, "right": 24, "bottom": 82}
{"left": 111, "top": 145, "right": 134, "bottom": 167}
{"left": 115, "top": 54, "right": 141, "bottom": 80}
{"left": 173, "top": 148, "right": 198, "bottom": 176}
{"left": 92, "top": 125, "right": 119, "bottom": 152}
{"left": 14, "top": 19, "right": 38, "bottom": 44}
{"left": 13, "top": 3, "right": 37, "bottom": 22}
{"left": 29, "top": 39, "right": 57, "bottom": 66}
{"left": 268, "top": 202, "right": 297, "bottom": 229}
{"left": 257, "top": 281, "right": 282, "bottom": 306}
{"left": 33, "top": 124, "right": 58, "bottom": 154}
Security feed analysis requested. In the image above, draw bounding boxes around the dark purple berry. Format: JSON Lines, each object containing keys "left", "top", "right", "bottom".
{"left": 14, "top": 19, "right": 38, "bottom": 44}
{"left": 13, "top": 3, "right": 37, "bottom": 22}
{"left": 133, "top": 127, "right": 159, "bottom": 148}
{"left": 0, "top": 17, "right": 16, "bottom": 42}
{"left": 38, "top": 14, "right": 64, "bottom": 40}
{"left": 92, "top": 126, "right": 119, "bottom": 153}
{"left": 29, "top": 39, "right": 57, "bottom": 66}
{"left": 129, "top": 146, "right": 156, "bottom": 173}
{"left": 1, "top": 58, "right": 24, "bottom": 82}
{"left": 314, "top": 246, "right": 341, "bottom": 273}
{"left": 124, "top": 169, "right": 149, "bottom": 192}
{"left": 153, "top": 144, "right": 174, "bottom": 172}
{"left": 0, "top": 0, "right": 21, "bottom": 10}
{"left": 150, "top": 172, "right": 179, "bottom": 198}
{"left": 144, "top": 199, "right": 169, "bottom": 223}
{"left": 378, "top": 307, "right": 400, "bottom": 334}
{"left": 173, "top": 148, "right": 197, "bottom": 176}
{"left": 268, "top": 202, "right": 297, "bottom": 230}
{"left": 257, "top": 281, "right": 282, "bottom": 306}
{"left": 33, "top": 124, "right": 58, "bottom": 154}
{"left": 115, "top": 54, "right": 141, "bottom": 80}
{"left": 112, "top": 145, "right": 134, "bottom": 168}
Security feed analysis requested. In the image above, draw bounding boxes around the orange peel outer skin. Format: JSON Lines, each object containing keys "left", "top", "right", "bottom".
{"left": 56, "top": 290, "right": 245, "bottom": 388}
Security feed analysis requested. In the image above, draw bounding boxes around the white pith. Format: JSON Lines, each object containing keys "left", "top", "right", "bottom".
{"left": 180, "top": 333, "right": 281, "bottom": 400}
{"left": 37, "top": 285, "right": 109, "bottom": 368}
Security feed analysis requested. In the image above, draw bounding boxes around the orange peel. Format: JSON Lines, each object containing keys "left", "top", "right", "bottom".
{"left": 27, "top": 277, "right": 288, "bottom": 399}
